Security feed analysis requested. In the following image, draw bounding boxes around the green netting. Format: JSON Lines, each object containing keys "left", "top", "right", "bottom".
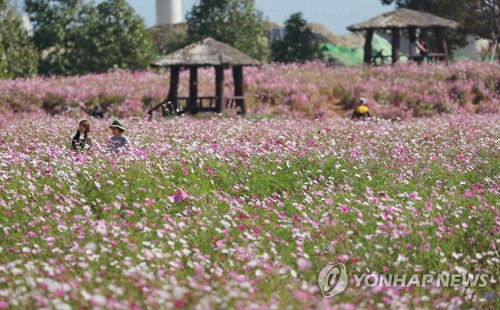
{"left": 320, "top": 33, "right": 394, "bottom": 66}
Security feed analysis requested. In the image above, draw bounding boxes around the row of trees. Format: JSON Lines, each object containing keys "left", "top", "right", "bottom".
{"left": 0, "top": 0, "right": 321, "bottom": 78}
{"left": 2, "top": 0, "right": 496, "bottom": 78}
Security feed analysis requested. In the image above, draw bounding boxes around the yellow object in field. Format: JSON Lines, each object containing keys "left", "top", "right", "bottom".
{"left": 356, "top": 104, "right": 369, "bottom": 114}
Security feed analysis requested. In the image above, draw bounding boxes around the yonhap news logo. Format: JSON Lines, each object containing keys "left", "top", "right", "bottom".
{"left": 317, "top": 263, "right": 348, "bottom": 298}
{"left": 318, "top": 262, "right": 490, "bottom": 299}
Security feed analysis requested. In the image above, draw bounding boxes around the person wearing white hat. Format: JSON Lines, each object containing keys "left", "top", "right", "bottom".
{"left": 108, "top": 120, "right": 130, "bottom": 150}
{"left": 352, "top": 98, "right": 371, "bottom": 120}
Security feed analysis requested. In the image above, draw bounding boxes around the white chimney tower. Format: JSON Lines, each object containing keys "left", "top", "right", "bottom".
{"left": 156, "top": 0, "right": 182, "bottom": 25}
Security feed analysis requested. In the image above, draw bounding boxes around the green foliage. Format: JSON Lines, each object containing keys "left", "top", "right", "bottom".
{"left": 80, "top": 0, "right": 156, "bottom": 73}
{"left": 186, "top": 0, "right": 269, "bottom": 61}
{"left": 271, "top": 12, "right": 322, "bottom": 63}
{"left": 25, "top": 0, "right": 85, "bottom": 75}
{"left": 84, "top": 92, "right": 125, "bottom": 113}
{"left": 0, "top": 0, "right": 38, "bottom": 78}
{"left": 150, "top": 24, "right": 189, "bottom": 56}
{"left": 24, "top": 0, "right": 155, "bottom": 76}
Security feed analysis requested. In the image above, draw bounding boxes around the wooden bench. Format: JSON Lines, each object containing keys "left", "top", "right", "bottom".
{"left": 404, "top": 53, "right": 447, "bottom": 63}
{"left": 147, "top": 96, "right": 246, "bottom": 116}
{"left": 425, "top": 53, "right": 447, "bottom": 62}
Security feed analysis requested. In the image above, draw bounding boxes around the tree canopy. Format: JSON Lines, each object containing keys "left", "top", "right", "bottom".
{"left": 270, "top": 12, "right": 321, "bottom": 63}
{"left": 24, "top": 0, "right": 155, "bottom": 76}
{"left": 0, "top": 0, "right": 38, "bottom": 78}
{"left": 186, "top": 0, "right": 269, "bottom": 61}
{"left": 78, "top": 0, "right": 156, "bottom": 73}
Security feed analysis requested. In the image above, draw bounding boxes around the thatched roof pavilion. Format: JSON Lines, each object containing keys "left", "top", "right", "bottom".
{"left": 347, "top": 8, "right": 459, "bottom": 64}
{"left": 150, "top": 38, "right": 261, "bottom": 116}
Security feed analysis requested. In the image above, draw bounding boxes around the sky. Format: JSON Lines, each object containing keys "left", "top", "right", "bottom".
{"left": 126, "top": 0, "right": 395, "bottom": 35}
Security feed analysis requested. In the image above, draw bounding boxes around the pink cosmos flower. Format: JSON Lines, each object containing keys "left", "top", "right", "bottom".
{"left": 216, "top": 240, "right": 225, "bottom": 249}
{"left": 293, "top": 290, "right": 314, "bottom": 301}
{"left": 26, "top": 231, "right": 36, "bottom": 238}
{"left": 464, "top": 191, "right": 474, "bottom": 198}
{"left": 409, "top": 192, "right": 421, "bottom": 200}
{"left": 297, "top": 257, "right": 312, "bottom": 271}
{"left": 174, "top": 300, "right": 186, "bottom": 308}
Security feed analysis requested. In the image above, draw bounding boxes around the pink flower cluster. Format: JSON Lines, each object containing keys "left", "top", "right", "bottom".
{"left": 0, "top": 61, "right": 498, "bottom": 119}
{"left": 0, "top": 113, "right": 498, "bottom": 308}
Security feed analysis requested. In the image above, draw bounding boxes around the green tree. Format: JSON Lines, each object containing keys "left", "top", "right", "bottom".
{"left": 25, "top": 0, "right": 155, "bottom": 75}
{"left": 150, "top": 24, "right": 189, "bottom": 56}
{"left": 380, "top": 0, "right": 499, "bottom": 50}
{"left": 78, "top": 0, "right": 156, "bottom": 73}
{"left": 0, "top": 0, "right": 38, "bottom": 78}
{"left": 271, "top": 12, "right": 321, "bottom": 63}
{"left": 186, "top": 0, "right": 269, "bottom": 61}
{"left": 25, "top": 0, "right": 85, "bottom": 75}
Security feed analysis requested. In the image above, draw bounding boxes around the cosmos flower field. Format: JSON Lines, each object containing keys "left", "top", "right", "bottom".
{"left": 0, "top": 113, "right": 498, "bottom": 309}
{"left": 0, "top": 61, "right": 499, "bottom": 119}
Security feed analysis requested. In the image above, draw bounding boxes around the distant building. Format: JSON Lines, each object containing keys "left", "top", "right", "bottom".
{"left": 266, "top": 27, "right": 287, "bottom": 41}
{"left": 156, "top": 0, "right": 182, "bottom": 26}
{"left": 22, "top": 15, "right": 32, "bottom": 33}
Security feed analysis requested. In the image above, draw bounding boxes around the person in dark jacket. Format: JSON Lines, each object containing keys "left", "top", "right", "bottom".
{"left": 70, "top": 120, "right": 93, "bottom": 152}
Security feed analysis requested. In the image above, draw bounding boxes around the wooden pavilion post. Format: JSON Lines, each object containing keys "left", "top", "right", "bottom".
{"left": 189, "top": 66, "right": 198, "bottom": 114}
{"left": 364, "top": 29, "right": 374, "bottom": 64}
{"left": 232, "top": 66, "right": 245, "bottom": 115}
{"left": 434, "top": 27, "right": 449, "bottom": 64}
{"left": 167, "top": 65, "right": 180, "bottom": 116}
{"left": 215, "top": 65, "right": 225, "bottom": 113}
{"left": 391, "top": 28, "right": 400, "bottom": 64}
{"left": 408, "top": 27, "right": 416, "bottom": 58}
